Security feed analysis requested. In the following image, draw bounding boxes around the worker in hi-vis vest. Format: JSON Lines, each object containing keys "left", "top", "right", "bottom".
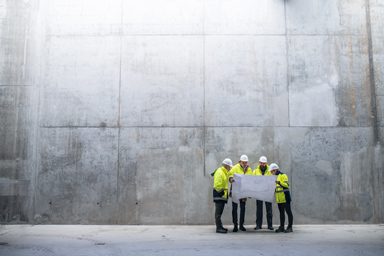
{"left": 212, "top": 158, "right": 233, "bottom": 233}
{"left": 253, "top": 156, "right": 274, "bottom": 231}
{"left": 228, "top": 155, "right": 253, "bottom": 232}
{"left": 270, "top": 163, "right": 293, "bottom": 233}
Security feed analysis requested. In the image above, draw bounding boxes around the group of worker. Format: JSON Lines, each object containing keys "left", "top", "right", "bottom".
{"left": 212, "top": 155, "right": 293, "bottom": 234}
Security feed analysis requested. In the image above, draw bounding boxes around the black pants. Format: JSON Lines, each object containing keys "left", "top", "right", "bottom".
{"left": 215, "top": 202, "right": 225, "bottom": 228}
{"left": 256, "top": 200, "right": 272, "bottom": 228}
{"left": 232, "top": 201, "right": 246, "bottom": 226}
{"left": 278, "top": 202, "right": 293, "bottom": 229}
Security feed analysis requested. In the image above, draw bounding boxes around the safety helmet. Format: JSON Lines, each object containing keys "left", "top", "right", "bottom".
{"left": 222, "top": 158, "right": 233, "bottom": 167}
{"left": 240, "top": 155, "right": 248, "bottom": 161}
{"left": 259, "top": 156, "right": 267, "bottom": 163}
{"left": 269, "top": 163, "right": 279, "bottom": 171}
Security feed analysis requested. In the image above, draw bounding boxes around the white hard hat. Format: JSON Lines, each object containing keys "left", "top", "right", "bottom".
{"left": 269, "top": 163, "right": 279, "bottom": 171}
{"left": 259, "top": 156, "right": 267, "bottom": 163}
{"left": 222, "top": 158, "right": 233, "bottom": 167}
{"left": 240, "top": 155, "right": 248, "bottom": 161}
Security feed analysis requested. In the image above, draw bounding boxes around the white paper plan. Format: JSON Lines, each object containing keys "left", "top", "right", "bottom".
{"left": 231, "top": 174, "right": 277, "bottom": 204}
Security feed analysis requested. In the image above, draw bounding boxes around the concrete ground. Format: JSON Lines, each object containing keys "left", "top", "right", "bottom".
{"left": 0, "top": 225, "right": 383, "bottom": 256}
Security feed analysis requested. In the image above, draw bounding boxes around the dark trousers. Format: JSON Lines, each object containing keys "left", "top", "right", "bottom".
{"left": 232, "top": 201, "right": 246, "bottom": 226}
{"left": 215, "top": 202, "right": 225, "bottom": 228}
{"left": 278, "top": 202, "right": 293, "bottom": 229}
{"left": 256, "top": 200, "right": 273, "bottom": 228}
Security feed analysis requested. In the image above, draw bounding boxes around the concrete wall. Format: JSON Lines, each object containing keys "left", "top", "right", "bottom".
{"left": 0, "top": 0, "right": 383, "bottom": 225}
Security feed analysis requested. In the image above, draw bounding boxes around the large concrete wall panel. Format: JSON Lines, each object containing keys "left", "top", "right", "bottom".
{"left": 376, "top": 128, "right": 384, "bottom": 221}
{"left": 42, "top": 36, "right": 120, "bottom": 127}
{"left": 204, "top": 0, "right": 285, "bottom": 35}
{"left": 0, "top": 86, "right": 38, "bottom": 223}
{"left": 371, "top": 1, "right": 384, "bottom": 95}
{"left": 290, "top": 127, "right": 375, "bottom": 223}
{"left": 286, "top": 0, "right": 367, "bottom": 35}
{"left": 123, "top": 0, "right": 203, "bottom": 35}
{"left": 35, "top": 128, "right": 119, "bottom": 224}
{"left": 378, "top": 96, "right": 384, "bottom": 127}
{"left": 0, "top": 87, "right": 37, "bottom": 179}
{"left": 118, "top": 128, "right": 205, "bottom": 224}
{"left": 289, "top": 35, "right": 372, "bottom": 127}
{"left": 0, "top": 36, "right": 27, "bottom": 86}
{"left": 370, "top": 1, "right": 384, "bottom": 127}
{"left": 120, "top": 36, "right": 204, "bottom": 127}
{"left": 0, "top": 0, "right": 40, "bottom": 223}
{"left": 45, "top": 0, "right": 122, "bottom": 36}
{"left": 0, "top": 0, "right": 40, "bottom": 86}
{"left": 205, "top": 36, "right": 288, "bottom": 126}
{"left": 0, "top": 0, "right": 30, "bottom": 39}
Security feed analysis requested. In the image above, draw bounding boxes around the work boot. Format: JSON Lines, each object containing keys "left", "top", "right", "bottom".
{"left": 254, "top": 226, "right": 262, "bottom": 230}
{"left": 239, "top": 225, "right": 246, "bottom": 231}
{"left": 220, "top": 224, "right": 228, "bottom": 232}
{"left": 268, "top": 226, "right": 274, "bottom": 231}
{"left": 275, "top": 227, "right": 285, "bottom": 233}
{"left": 216, "top": 228, "right": 227, "bottom": 234}
{"left": 233, "top": 225, "right": 238, "bottom": 232}
{"left": 284, "top": 227, "right": 293, "bottom": 233}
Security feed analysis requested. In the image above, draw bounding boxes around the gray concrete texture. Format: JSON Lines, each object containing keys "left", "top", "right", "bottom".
{"left": 0, "top": 225, "right": 383, "bottom": 256}
{"left": 0, "top": 0, "right": 383, "bottom": 225}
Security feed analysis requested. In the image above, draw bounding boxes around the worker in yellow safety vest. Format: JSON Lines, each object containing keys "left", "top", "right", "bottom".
{"left": 253, "top": 156, "right": 274, "bottom": 231}
{"left": 228, "top": 155, "right": 253, "bottom": 232}
{"left": 213, "top": 158, "right": 233, "bottom": 233}
{"left": 269, "top": 163, "right": 293, "bottom": 233}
